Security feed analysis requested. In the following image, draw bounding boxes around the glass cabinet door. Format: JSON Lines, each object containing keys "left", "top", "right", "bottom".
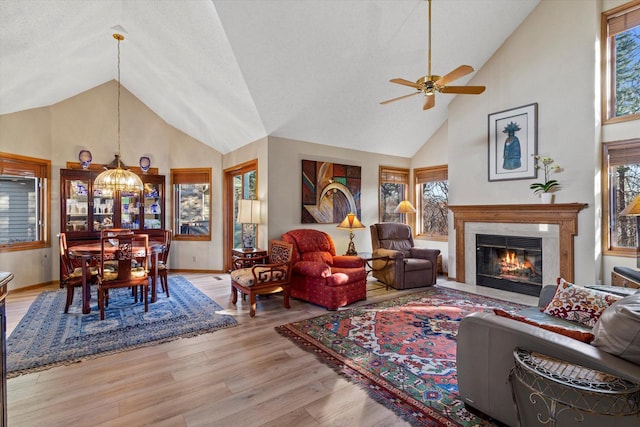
{"left": 120, "top": 191, "right": 141, "bottom": 230}
{"left": 143, "top": 182, "right": 162, "bottom": 229}
{"left": 61, "top": 168, "right": 165, "bottom": 237}
{"left": 92, "top": 188, "right": 115, "bottom": 231}
{"left": 64, "top": 178, "right": 90, "bottom": 232}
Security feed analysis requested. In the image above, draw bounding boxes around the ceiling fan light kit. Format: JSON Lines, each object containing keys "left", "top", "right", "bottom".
{"left": 381, "top": 0, "right": 486, "bottom": 110}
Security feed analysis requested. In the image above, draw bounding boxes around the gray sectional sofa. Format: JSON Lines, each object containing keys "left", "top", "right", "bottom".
{"left": 457, "top": 285, "right": 640, "bottom": 426}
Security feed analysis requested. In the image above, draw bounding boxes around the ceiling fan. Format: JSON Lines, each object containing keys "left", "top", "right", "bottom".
{"left": 381, "top": 0, "right": 486, "bottom": 110}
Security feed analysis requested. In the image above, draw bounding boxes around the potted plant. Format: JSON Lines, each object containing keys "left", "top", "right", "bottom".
{"left": 530, "top": 155, "right": 561, "bottom": 203}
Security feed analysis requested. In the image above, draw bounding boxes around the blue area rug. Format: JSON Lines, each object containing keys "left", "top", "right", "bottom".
{"left": 7, "top": 275, "right": 237, "bottom": 377}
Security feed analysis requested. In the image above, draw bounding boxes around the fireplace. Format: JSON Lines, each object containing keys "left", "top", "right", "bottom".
{"left": 476, "top": 234, "right": 542, "bottom": 296}
{"left": 448, "top": 203, "right": 588, "bottom": 286}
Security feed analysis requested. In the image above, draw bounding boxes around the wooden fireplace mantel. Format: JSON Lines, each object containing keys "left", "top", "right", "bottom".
{"left": 448, "top": 203, "right": 588, "bottom": 283}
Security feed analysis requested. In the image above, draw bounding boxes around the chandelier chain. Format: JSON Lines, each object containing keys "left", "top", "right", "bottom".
{"left": 117, "top": 36, "right": 122, "bottom": 167}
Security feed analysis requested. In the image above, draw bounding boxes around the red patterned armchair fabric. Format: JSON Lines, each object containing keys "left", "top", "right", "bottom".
{"left": 281, "top": 229, "right": 367, "bottom": 310}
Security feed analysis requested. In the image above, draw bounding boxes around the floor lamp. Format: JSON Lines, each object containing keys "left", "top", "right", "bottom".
{"left": 394, "top": 200, "right": 416, "bottom": 223}
{"left": 620, "top": 193, "right": 640, "bottom": 268}
{"left": 337, "top": 213, "right": 366, "bottom": 256}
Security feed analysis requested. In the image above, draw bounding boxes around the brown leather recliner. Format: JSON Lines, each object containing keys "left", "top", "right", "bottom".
{"left": 370, "top": 223, "right": 440, "bottom": 289}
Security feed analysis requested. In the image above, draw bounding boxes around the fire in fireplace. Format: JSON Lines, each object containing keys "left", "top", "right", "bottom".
{"left": 476, "top": 234, "right": 542, "bottom": 296}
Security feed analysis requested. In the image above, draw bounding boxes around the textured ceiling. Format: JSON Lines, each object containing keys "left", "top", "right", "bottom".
{"left": 0, "top": 0, "right": 540, "bottom": 157}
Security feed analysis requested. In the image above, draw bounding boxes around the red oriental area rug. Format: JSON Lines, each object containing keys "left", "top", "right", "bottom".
{"left": 276, "top": 286, "right": 526, "bottom": 426}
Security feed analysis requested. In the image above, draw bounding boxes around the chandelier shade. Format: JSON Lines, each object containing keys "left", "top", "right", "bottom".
{"left": 94, "top": 161, "right": 144, "bottom": 192}
{"left": 94, "top": 32, "right": 144, "bottom": 193}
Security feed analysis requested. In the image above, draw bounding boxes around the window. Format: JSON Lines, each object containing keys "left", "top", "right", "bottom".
{"left": 603, "top": 139, "right": 640, "bottom": 255}
{"left": 602, "top": 1, "right": 640, "bottom": 123}
{"left": 415, "top": 166, "right": 448, "bottom": 240}
{"left": 0, "top": 152, "right": 50, "bottom": 251}
{"left": 379, "top": 166, "right": 409, "bottom": 223}
{"left": 171, "top": 168, "right": 211, "bottom": 241}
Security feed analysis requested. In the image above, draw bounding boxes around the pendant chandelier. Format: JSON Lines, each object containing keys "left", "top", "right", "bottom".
{"left": 94, "top": 33, "right": 144, "bottom": 193}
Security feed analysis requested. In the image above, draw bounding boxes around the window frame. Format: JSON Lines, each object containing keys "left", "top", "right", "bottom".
{"left": 414, "top": 165, "right": 448, "bottom": 241}
{"left": 0, "top": 152, "right": 51, "bottom": 252}
{"left": 378, "top": 166, "right": 410, "bottom": 223}
{"left": 601, "top": 0, "right": 640, "bottom": 124}
{"left": 602, "top": 138, "right": 640, "bottom": 257}
{"left": 171, "top": 167, "right": 212, "bottom": 241}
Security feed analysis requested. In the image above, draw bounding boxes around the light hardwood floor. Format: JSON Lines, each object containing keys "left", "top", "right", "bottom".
{"left": 5, "top": 274, "right": 536, "bottom": 427}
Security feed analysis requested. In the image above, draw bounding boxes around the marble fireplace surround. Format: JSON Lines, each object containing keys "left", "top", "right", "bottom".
{"left": 448, "top": 204, "right": 588, "bottom": 284}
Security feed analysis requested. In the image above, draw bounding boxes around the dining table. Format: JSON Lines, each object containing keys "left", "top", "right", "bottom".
{"left": 68, "top": 241, "right": 165, "bottom": 314}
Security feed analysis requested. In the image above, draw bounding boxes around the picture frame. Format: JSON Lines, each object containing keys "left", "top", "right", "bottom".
{"left": 488, "top": 103, "right": 537, "bottom": 181}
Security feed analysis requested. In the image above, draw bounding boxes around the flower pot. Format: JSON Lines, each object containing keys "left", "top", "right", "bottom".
{"left": 541, "top": 193, "right": 554, "bottom": 204}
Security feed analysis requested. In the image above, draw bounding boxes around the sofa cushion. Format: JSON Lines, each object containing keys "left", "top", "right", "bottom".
{"left": 300, "top": 251, "right": 333, "bottom": 265}
{"left": 542, "top": 278, "right": 620, "bottom": 327}
{"left": 293, "top": 261, "right": 331, "bottom": 278}
{"left": 292, "top": 231, "right": 333, "bottom": 253}
{"left": 332, "top": 255, "right": 364, "bottom": 268}
{"left": 494, "top": 308, "right": 595, "bottom": 343}
{"left": 591, "top": 294, "right": 640, "bottom": 364}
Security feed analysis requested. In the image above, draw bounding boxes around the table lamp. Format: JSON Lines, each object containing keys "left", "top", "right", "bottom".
{"left": 620, "top": 193, "right": 640, "bottom": 268}
{"left": 337, "top": 213, "right": 366, "bottom": 256}
{"left": 237, "top": 199, "right": 261, "bottom": 249}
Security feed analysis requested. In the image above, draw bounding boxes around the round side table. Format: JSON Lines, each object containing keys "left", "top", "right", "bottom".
{"left": 510, "top": 348, "right": 640, "bottom": 426}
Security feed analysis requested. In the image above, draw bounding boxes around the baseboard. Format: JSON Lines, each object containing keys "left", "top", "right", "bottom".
{"left": 171, "top": 269, "right": 226, "bottom": 274}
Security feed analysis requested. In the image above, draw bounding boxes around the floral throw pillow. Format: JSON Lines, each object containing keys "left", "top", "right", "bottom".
{"left": 542, "top": 278, "right": 620, "bottom": 328}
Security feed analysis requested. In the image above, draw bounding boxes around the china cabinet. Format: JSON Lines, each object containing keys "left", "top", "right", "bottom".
{"left": 0, "top": 271, "right": 12, "bottom": 427}
{"left": 60, "top": 168, "right": 165, "bottom": 242}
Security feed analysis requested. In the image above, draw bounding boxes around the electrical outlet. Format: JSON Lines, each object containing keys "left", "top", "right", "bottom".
{"left": 192, "top": 255, "right": 197, "bottom": 263}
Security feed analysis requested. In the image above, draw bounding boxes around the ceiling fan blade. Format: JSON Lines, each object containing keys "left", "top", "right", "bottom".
{"left": 380, "top": 92, "right": 421, "bottom": 105}
{"left": 440, "top": 85, "right": 486, "bottom": 94}
{"left": 390, "top": 78, "right": 421, "bottom": 89}
{"left": 435, "top": 65, "right": 474, "bottom": 86}
{"left": 423, "top": 94, "right": 435, "bottom": 110}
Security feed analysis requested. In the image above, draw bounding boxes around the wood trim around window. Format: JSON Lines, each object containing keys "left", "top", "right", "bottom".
{"left": 0, "top": 152, "right": 51, "bottom": 252}
{"left": 601, "top": 0, "right": 640, "bottom": 124}
{"left": 414, "top": 165, "right": 448, "bottom": 241}
{"left": 602, "top": 138, "right": 640, "bottom": 257}
{"left": 378, "top": 165, "right": 410, "bottom": 224}
{"left": 171, "top": 167, "right": 212, "bottom": 241}
{"left": 223, "top": 159, "right": 258, "bottom": 272}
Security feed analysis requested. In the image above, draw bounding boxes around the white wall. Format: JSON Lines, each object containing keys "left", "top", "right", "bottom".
{"left": 0, "top": 107, "right": 53, "bottom": 288}
{"left": 267, "top": 136, "right": 410, "bottom": 254}
{"left": 446, "top": 0, "right": 600, "bottom": 285}
{"left": 411, "top": 120, "right": 450, "bottom": 272}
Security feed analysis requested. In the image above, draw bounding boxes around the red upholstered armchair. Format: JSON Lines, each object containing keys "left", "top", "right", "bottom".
{"left": 281, "top": 229, "right": 367, "bottom": 310}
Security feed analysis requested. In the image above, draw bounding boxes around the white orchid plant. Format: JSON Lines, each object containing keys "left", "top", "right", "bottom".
{"left": 530, "top": 155, "right": 562, "bottom": 194}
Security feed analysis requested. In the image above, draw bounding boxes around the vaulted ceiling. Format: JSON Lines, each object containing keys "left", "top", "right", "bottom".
{"left": 0, "top": 0, "right": 540, "bottom": 157}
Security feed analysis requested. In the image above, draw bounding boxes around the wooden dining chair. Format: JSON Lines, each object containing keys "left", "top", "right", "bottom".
{"left": 97, "top": 232, "right": 150, "bottom": 320}
{"left": 230, "top": 240, "right": 294, "bottom": 317}
{"left": 156, "top": 229, "right": 172, "bottom": 297}
{"left": 59, "top": 233, "right": 99, "bottom": 313}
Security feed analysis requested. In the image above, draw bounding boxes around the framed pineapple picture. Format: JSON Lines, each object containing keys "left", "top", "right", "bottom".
{"left": 488, "top": 103, "right": 538, "bottom": 181}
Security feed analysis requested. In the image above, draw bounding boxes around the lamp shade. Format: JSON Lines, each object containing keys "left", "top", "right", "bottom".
{"left": 394, "top": 200, "right": 417, "bottom": 214}
{"left": 237, "top": 199, "right": 261, "bottom": 224}
{"left": 337, "top": 213, "right": 365, "bottom": 230}
{"left": 621, "top": 193, "right": 640, "bottom": 216}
